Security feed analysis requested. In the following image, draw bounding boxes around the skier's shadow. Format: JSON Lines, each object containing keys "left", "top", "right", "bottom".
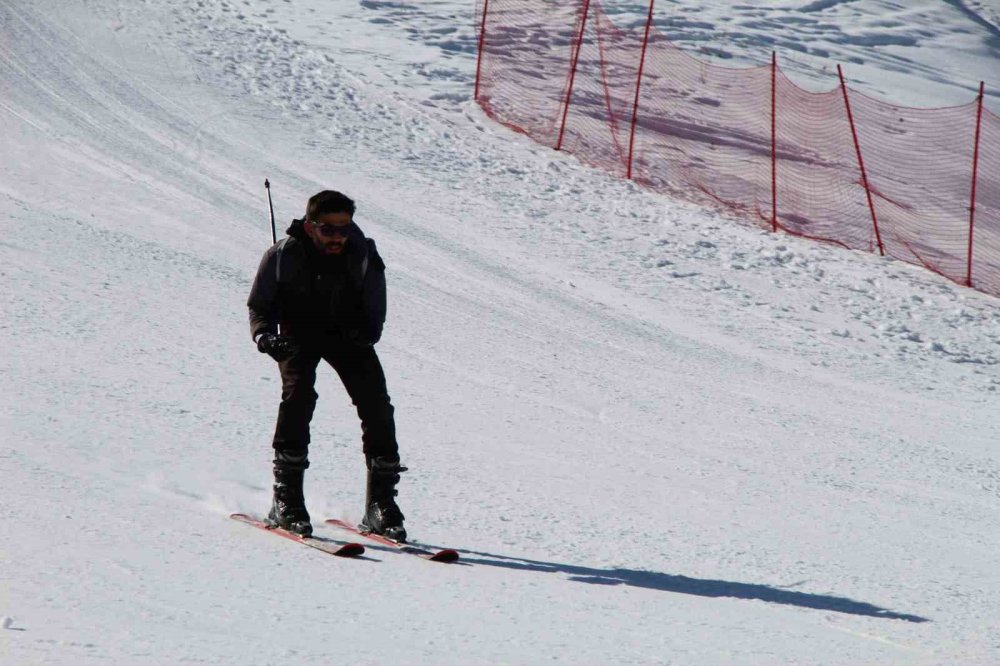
{"left": 453, "top": 548, "right": 930, "bottom": 623}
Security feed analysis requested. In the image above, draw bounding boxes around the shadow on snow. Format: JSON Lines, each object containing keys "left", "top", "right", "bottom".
{"left": 455, "top": 548, "right": 929, "bottom": 623}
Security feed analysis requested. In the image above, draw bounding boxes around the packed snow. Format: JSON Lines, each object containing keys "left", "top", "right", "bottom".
{"left": 2, "top": 0, "right": 998, "bottom": 664}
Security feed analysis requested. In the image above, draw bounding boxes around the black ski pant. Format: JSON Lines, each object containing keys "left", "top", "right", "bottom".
{"left": 272, "top": 344, "right": 398, "bottom": 463}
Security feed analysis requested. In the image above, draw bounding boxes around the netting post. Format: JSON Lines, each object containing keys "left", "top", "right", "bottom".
{"left": 838, "top": 65, "right": 885, "bottom": 257}
{"left": 771, "top": 51, "right": 778, "bottom": 233}
{"left": 473, "top": 0, "right": 491, "bottom": 102}
{"left": 626, "top": 0, "right": 655, "bottom": 180}
{"left": 966, "top": 81, "right": 985, "bottom": 288}
{"left": 556, "top": 0, "right": 592, "bottom": 151}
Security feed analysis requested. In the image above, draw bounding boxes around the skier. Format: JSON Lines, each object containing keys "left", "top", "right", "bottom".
{"left": 247, "top": 190, "right": 407, "bottom": 542}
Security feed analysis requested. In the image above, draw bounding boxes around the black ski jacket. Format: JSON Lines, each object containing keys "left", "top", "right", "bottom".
{"left": 247, "top": 218, "right": 387, "bottom": 346}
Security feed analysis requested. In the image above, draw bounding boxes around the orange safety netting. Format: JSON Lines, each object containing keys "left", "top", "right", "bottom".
{"left": 475, "top": 0, "right": 998, "bottom": 297}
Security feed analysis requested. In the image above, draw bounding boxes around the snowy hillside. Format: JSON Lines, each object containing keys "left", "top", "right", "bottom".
{"left": 2, "top": 0, "right": 999, "bottom": 664}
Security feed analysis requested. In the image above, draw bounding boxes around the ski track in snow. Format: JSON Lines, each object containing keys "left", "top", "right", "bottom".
{"left": 2, "top": 0, "right": 999, "bottom": 664}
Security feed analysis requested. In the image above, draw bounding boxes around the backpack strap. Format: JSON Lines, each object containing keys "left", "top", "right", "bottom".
{"left": 275, "top": 237, "right": 291, "bottom": 282}
{"left": 360, "top": 238, "right": 381, "bottom": 282}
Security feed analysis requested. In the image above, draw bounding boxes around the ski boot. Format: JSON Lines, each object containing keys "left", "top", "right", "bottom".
{"left": 265, "top": 450, "right": 312, "bottom": 537}
{"left": 360, "top": 456, "right": 408, "bottom": 543}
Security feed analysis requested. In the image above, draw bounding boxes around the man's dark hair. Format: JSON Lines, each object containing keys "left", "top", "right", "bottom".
{"left": 306, "top": 190, "right": 355, "bottom": 220}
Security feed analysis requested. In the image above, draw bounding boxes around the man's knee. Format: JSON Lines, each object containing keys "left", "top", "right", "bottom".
{"left": 282, "top": 385, "right": 319, "bottom": 407}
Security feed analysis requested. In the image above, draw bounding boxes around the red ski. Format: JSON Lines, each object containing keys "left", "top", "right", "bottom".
{"left": 325, "top": 518, "right": 459, "bottom": 563}
{"left": 231, "top": 513, "right": 365, "bottom": 558}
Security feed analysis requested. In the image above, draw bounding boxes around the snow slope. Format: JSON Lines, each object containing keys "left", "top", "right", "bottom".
{"left": 2, "top": 0, "right": 999, "bottom": 664}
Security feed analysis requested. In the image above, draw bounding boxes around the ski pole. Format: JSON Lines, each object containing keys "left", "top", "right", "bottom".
{"left": 265, "top": 178, "right": 277, "bottom": 245}
{"left": 264, "top": 179, "right": 281, "bottom": 336}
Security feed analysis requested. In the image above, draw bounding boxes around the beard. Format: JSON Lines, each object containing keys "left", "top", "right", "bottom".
{"left": 318, "top": 238, "right": 348, "bottom": 254}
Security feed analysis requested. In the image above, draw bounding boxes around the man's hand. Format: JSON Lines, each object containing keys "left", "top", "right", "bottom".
{"left": 256, "top": 333, "right": 299, "bottom": 362}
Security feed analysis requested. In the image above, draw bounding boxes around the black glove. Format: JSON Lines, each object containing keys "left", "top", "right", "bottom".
{"left": 256, "top": 333, "right": 299, "bottom": 362}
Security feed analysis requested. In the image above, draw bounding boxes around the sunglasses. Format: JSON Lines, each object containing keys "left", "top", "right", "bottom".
{"left": 308, "top": 220, "right": 354, "bottom": 237}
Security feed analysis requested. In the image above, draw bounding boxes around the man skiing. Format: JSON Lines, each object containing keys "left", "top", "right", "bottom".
{"left": 247, "top": 190, "right": 407, "bottom": 542}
